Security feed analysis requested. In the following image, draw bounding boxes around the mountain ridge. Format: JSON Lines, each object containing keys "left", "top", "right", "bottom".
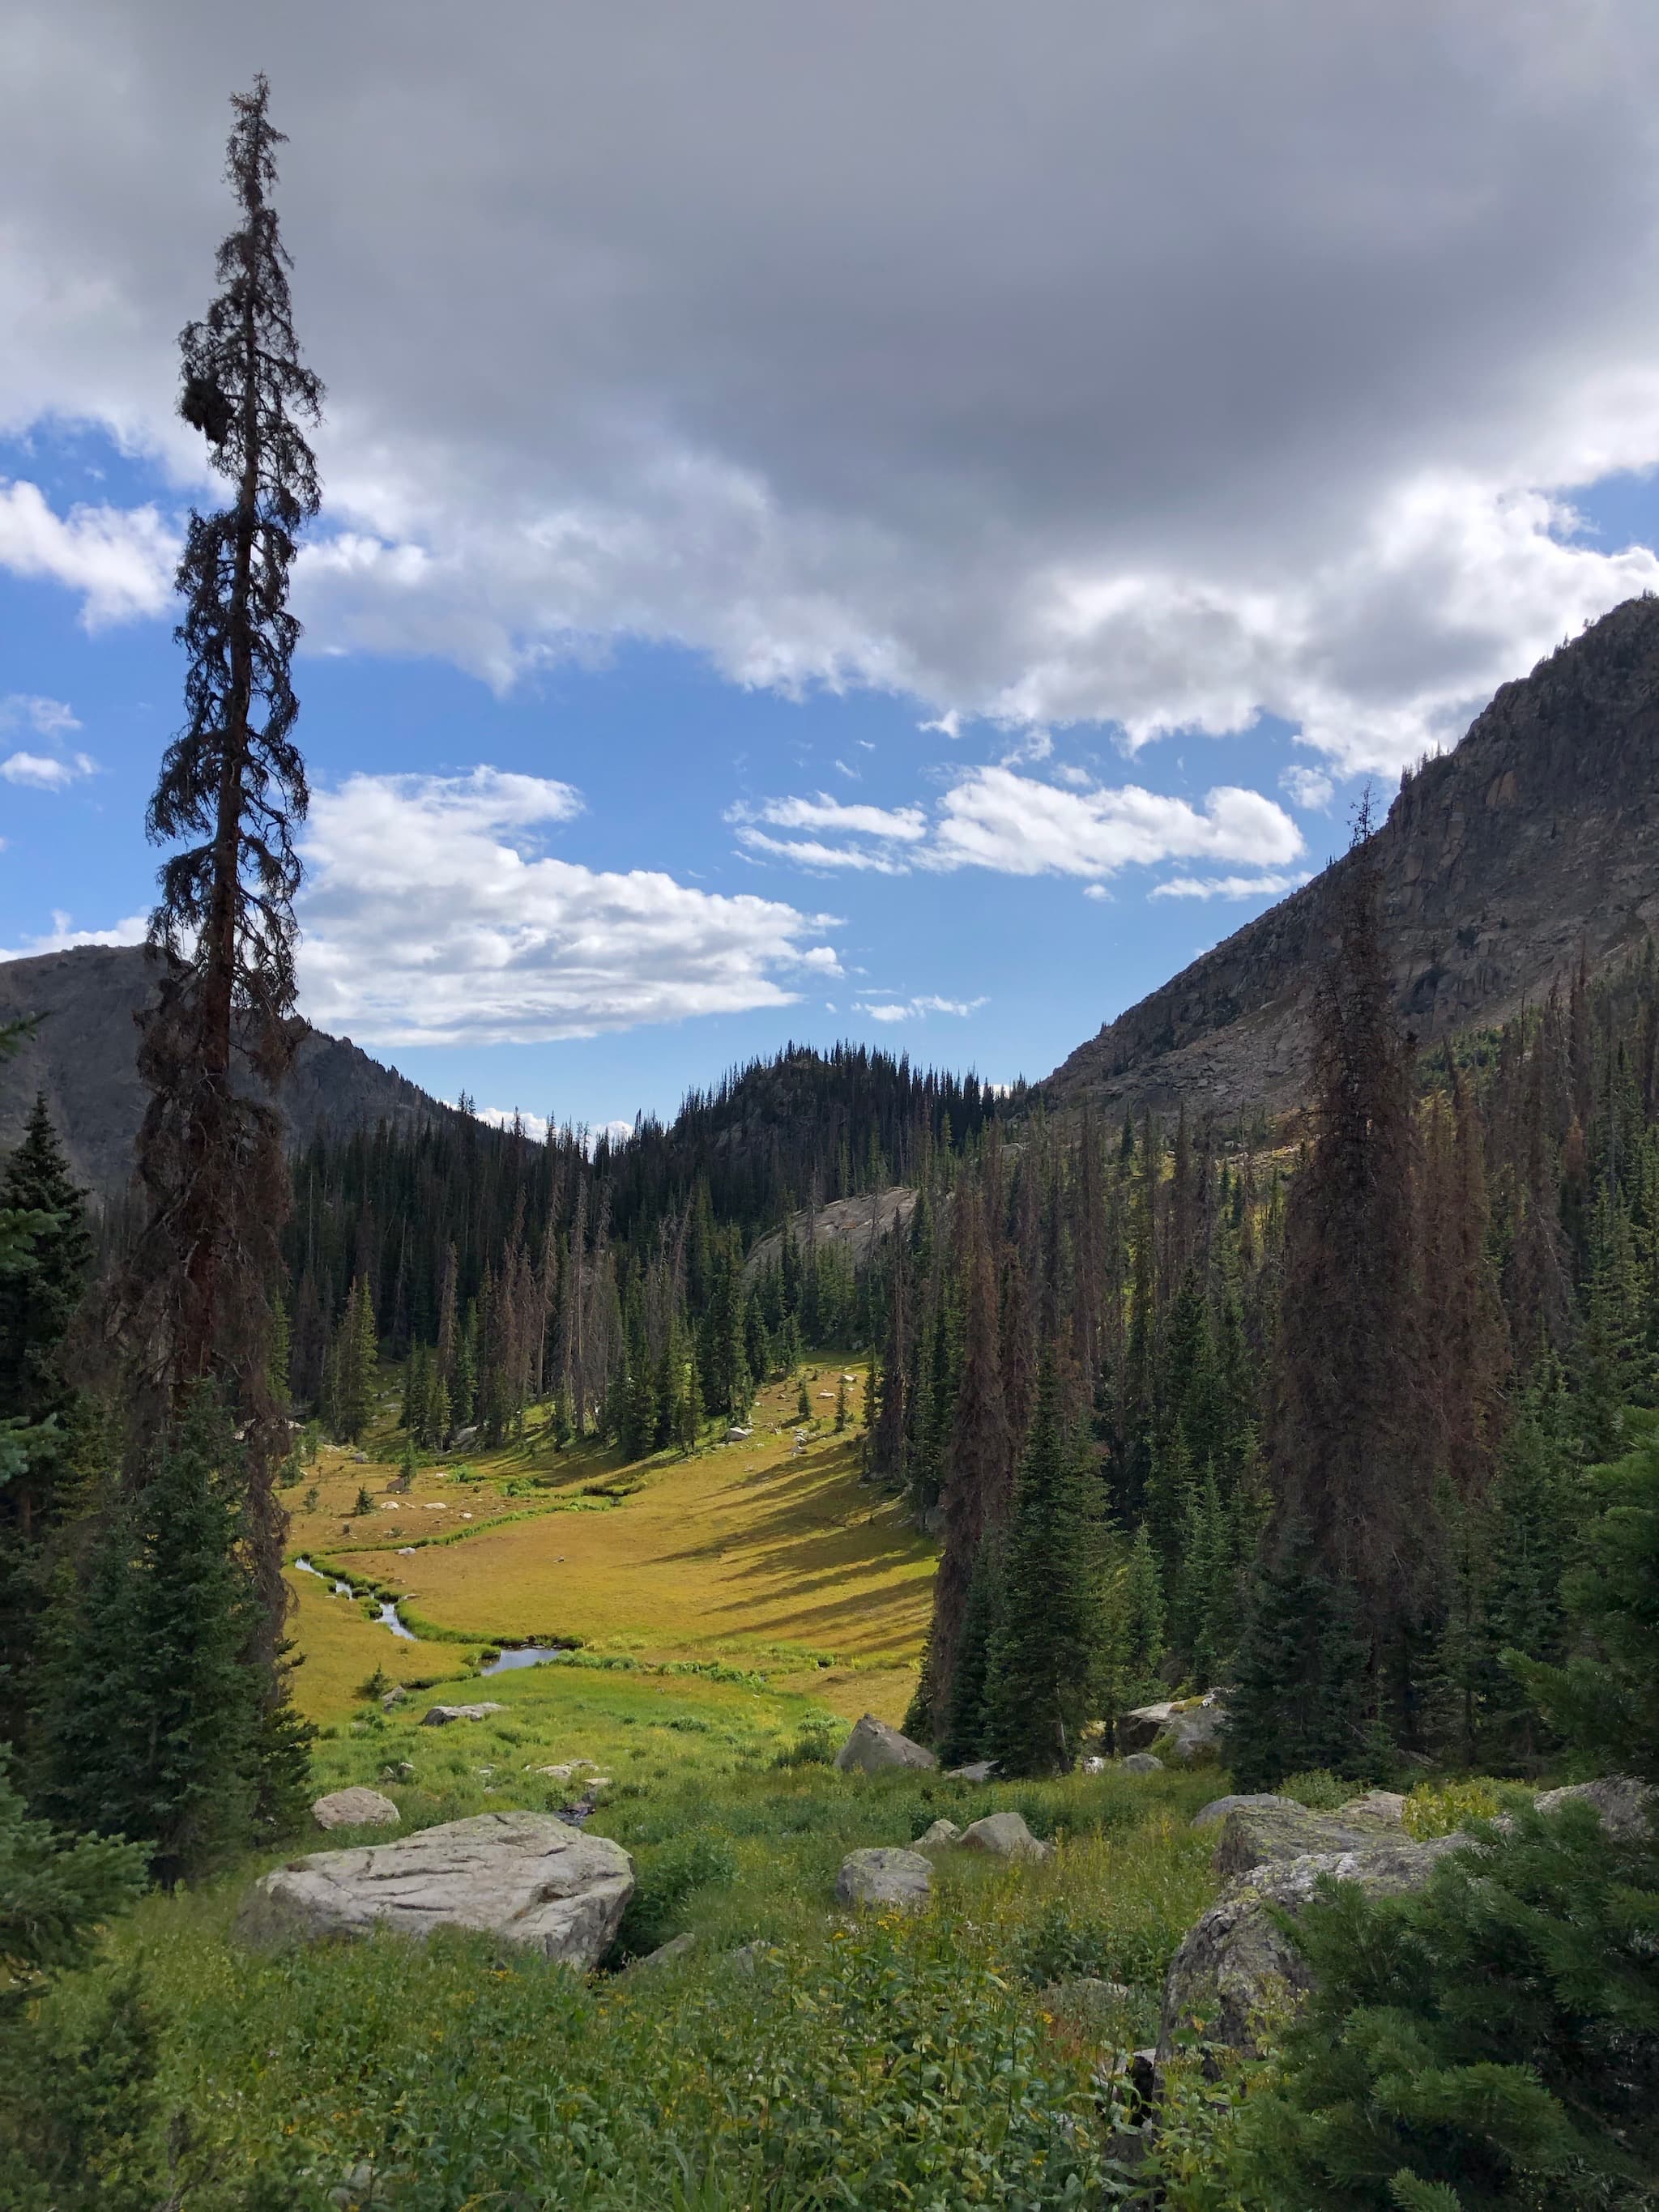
{"left": 1045, "top": 595, "right": 1659, "bottom": 1119}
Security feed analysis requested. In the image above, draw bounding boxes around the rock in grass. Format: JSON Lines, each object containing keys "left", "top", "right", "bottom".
{"left": 1211, "top": 1799, "right": 1405, "bottom": 1882}
{"left": 1158, "top": 1833, "right": 1467, "bottom": 2060}
{"left": 1192, "top": 1792, "right": 1297, "bottom": 1831}
{"left": 958, "top": 1810, "right": 1051, "bottom": 1862}
{"left": 631, "top": 1932, "right": 698, "bottom": 1971}
{"left": 915, "top": 1818, "right": 962, "bottom": 1849}
{"left": 1120, "top": 1690, "right": 1228, "bottom": 1761}
{"left": 1121, "top": 1753, "right": 1163, "bottom": 1775}
{"left": 1337, "top": 1788, "right": 1408, "bottom": 1825}
{"left": 945, "top": 1758, "right": 996, "bottom": 1781}
{"left": 420, "top": 1702, "right": 505, "bottom": 1727}
{"left": 312, "top": 1787, "right": 400, "bottom": 1831}
{"left": 833, "top": 1714, "right": 936, "bottom": 1775}
{"left": 836, "top": 1847, "right": 933, "bottom": 1909}
{"left": 237, "top": 1810, "right": 633, "bottom": 1969}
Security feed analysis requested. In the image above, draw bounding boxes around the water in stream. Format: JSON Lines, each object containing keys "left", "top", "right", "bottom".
{"left": 480, "top": 1646, "right": 565, "bottom": 1675}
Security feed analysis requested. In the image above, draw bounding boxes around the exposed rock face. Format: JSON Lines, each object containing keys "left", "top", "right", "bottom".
{"left": 744, "top": 1186, "right": 920, "bottom": 1282}
{"left": 1191, "top": 1792, "right": 1297, "bottom": 1831}
{"left": 420, "top": 1703, "right": 505, "bottom": 1727}
{"left": 1339, "top": 1788, "right": 1407, "bottom": 1826}
{"left": 915, "top": 1818, "right": 962, "bottom": 1849}
{"left": 1120, "top": 1691, "right": 1226, "bottom": 1759}
{"left": 1211, "top": 1799, "right": 1407, "bottom": 1882}
{"left": 1048, "top": 598, "right": 1659, "bottom": 1123}
{"left": 311, "top": 1787, "right": 400, "bottom": 1830}
{"left": 1122, "top": 1754, "right": 1165, "bottom": 1775}
{"left": 1158, "top": 1833, "right": 1467, "bottom": 2059}
{"left": 1534, "top": 1775, "right": 1656, "bottom": 1839}
{"left": 836, "top": 1847, "right": 934, "bottom": 1909}
{"left": 0, "top": 944, "right": 450, "bottom": 1197}
{"left": 834, "top": 1714, "right": 937, "bottom": 1775}
{"left": 237, "top": 1811, "right": 634, "bottom": 1967}
{"left": 958, "top": 1811, "right": 1051, "bottom": 1862}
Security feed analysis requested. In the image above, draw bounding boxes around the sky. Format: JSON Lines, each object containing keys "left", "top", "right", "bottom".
{"left": 5, "top": 2, "right": 1659, "bottom": 1138}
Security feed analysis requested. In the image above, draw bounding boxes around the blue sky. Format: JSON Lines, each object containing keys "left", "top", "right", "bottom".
{"left": 6, "top": 6, "right": 1659, "bottom": 1134}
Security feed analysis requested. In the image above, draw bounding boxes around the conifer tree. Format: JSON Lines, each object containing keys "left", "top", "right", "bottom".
{"left": 982, "top": 1360, "right": 1100, "bottom": 1775}
{"left": 936, "top": 1538, "right": 1003, "bottom": 1767}
{"left": 39, "top": 1390, "right": 264, "bottom": 1886}
{"left": 1226, "top": 1520, "right": 1375, "bottom": 1789}
{"left": 330, "top": 1276, "right": 377, "bottom": 1444}
{"left": 121, "top": 78, "right": 324, "bottom": 1683}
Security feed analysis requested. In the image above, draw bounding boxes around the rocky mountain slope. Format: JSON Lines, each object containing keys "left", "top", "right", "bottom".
{"left": 1047, "top": 595, "right": 1659, "bottom": 1121}
{"left": 0, "top": 944, "right": 446, "bottom": 1198}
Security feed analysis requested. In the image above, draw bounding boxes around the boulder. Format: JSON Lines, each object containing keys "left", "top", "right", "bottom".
{"left": 836, "top": 1846, "right": 933, "bottom": 1910}
{"left": 1338, "top": 1788, "right": 1407, "bottom": 1825}
{"left": 237, "top": 1810, "right": 633, "bottom": 1970}
{"left": 915, "top": 1818, "right": 962, "bottom": 1850}
{"left": 834, "top": 1714, "right": 936, "bottom": 1775}
{"left": 1151, "top": 1694, "right": 1228, "bottom": 1765}
{"left": 945, "top": 1758, "right": 996, "bottom": 1781}
{"left": 379, "top": 1762, "right": 416, "bottom": 1784}
{"left": 1192, "top": 1792, "right": 1296, "bottom": 1831}
{"left": 420, "top": 1702, "right": 505, "bottom": 1727}
{"left": 958, "top": 1810, "right": 1051, "bottom": 1862}
{"left": 380, "top": 1686, "right": 408, "bottom": 1711}
{"left": 631, "top": 1932, "right": 698, "bottom": 1971}
{"left": 1118, "top": 1700, "right": 1180, "bottom": 1754}
{"left": 1121, "top": 1753, "right": 1164, "bottom": 1775}
{"left": 1534, "top": 1775, "right": 1656, "bottom": 1839}
{"left": 312, "top": 1787, "right": 400, "bottom": 1831}
{"left": 1211, "top": 1798, "right": 1406, "bottom": 1882}
{"left": 1159, "top": 1832, "right": 1467, "bottom": 2060}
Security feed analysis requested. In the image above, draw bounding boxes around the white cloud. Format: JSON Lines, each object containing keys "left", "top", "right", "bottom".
{"left": 1081, "top": 883, "right": 1109, "bottom": 901}
{"left": 727, "top": 790, "right": 928, "bottom": 872}
{"left": 1150, "top": 870, "right": 1312, "bottom": 901}
{"left": 295, "top": 768, "right": 841, "bottom": 1046}
{"left": 1280, "top": 765, "right": 1336, "bottom": 811}
{"left": 855, "top": 993, "right": 987, "bottom": 1022}
{"left": 0, "top": 694, "right": 80, "bottom": 737}
{"left": 0, "top": 479, "right": 177, "bottom": 626}
{"left": 0, "top": 908, "right": 147, "bottom": 961}
{"left": 928, "top": 766, "right": 1303, "bottom": 880}
{"left": 1, "top": 748, "right": 96, "bottom": 789}
{"left": 8, "top": 8, "right": 1659, "bottom": 769}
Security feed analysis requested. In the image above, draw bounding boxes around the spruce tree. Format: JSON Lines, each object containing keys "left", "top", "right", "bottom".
{"left": 122, "top": 77, "right": 324, "bottom": 1683}
{"left": 40, "top": 1389, "right": 263, "bottom": 1886}
{"left": 330, "top": 1276, "right": 377, "bottom": 1444}
{"left": 1226, "top": 1520, "right": 1375, "bottom": 1789}
{"left": 936, "top": 1537, "right": 1003, "bottom": 1767}
{"left": 982, "top": 1360, "right": 1100, "bottom": 1776}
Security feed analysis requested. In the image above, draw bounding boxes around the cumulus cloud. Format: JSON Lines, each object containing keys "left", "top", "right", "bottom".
{"left": 1, "top": 749, "right": 96, "bottom": 789}
{"left": 294, "top": 768, "right": 841, "bottom": 1046}
{"left": 7, "top": 5, "right": 1659, "bottom": 766}
{"left": 1280, "top": 765, "right": 1336, "bottom": 812}
{"left": 0, "top": 908, "right": 147, "bottom": 960}
{"left": 735, "top": 765, "right": 1303, "bottom": 884}
{"left": 0, "top": 479, "right": 177, "bottom": 625}
{"left": 0, "top": 694, "right": 80, "bottom": 737}
{"left": 856, "top": 993, "right": 987, "bottom": 1023}
{"left": 1150, "top": 870, "right": 1312, "bottom": 901}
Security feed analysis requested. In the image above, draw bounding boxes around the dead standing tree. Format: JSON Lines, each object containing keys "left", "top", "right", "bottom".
{"left": 124, "top": 76, "right": 324, "bottom": 1675}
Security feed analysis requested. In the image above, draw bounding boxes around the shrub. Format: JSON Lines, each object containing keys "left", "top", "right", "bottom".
{"left": 1278, "top": 1769, "right": 1352, "bottom": 1811}
{"left": 770, "top": 1722, "right": 836, "bottom": 1769}
{"left": 1241, "top": 1798, "right": 1659, "bottom": 2207}
{"left": 613, "top": 1834, "right": 741, "bottom": 1959}
{"left": 1402, "top": 1778, "right": 1503, "bottom": 1839}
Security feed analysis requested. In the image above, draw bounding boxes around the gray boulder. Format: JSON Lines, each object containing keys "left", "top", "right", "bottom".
{"left": 1338, "top": 1788, "right": 1407, "bottom": 1825}
{"left": 1151, "top": 1694, "right": 1228, "bottom": 1765}
{"left": 1212, "top": 1798, "right": 1406, "bottom": 1881}
{"left": 1118, "top": 1699, "right": 1180, "bottom": 1754}
{"left": 631, "top": 1932, "right": 698, "bottom": 1971}
{"left": 1192, "top": 1792, "right": 1296, "bottom": 1831}
{"left": 836, "top": 1846, "right": 933, "bottom": 1909}
{"left": 834, "top": 1714, "right": 936, "bottom": 1775}
{"left": 1159, "top": 1832, "right": 1467, "bottom": 2059}
{"left": 915, "top": 1818, "right": 962, "bottom": 1850}
{"left": 312, "top": 1787, "right": 400, "bottom": 1831}
{"left": 958, "top": 1810, "right": 1051, "bottom": 1862}
{"left": 945, "top": 1758, "right": 996, "bottom": 1781}
{"left": 1534, "top": 1775, "right": 1656, "bottom": 1839}
{"left": 237, "top": 1810, "right": 633, "bottom": 1970}
{"left": 1121, "top": 1753, "right": 1164, "bottom": 1775}
{"left": 420, "top": 1702, "right": 505, "bottom": 1727}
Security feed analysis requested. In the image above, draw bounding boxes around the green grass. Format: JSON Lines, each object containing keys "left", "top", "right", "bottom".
{"left": 106, "top": 1754, "right": 1219, "bottom": 2210}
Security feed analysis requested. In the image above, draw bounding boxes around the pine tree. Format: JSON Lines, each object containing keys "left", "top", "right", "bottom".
{"left": 121, "top": 77, "right": 324, "bottom": 1682}
{"left": 1226, "top": 1521, "right": 1375, "bottom": 1789}
{"left": 982, "top": 1361, "right": 1100, "bottom": 1776}
{"left": 936, "top": 1538, "right": 1003, "bottom": 1766}
{"left": 834, "top": 1374, "right": 849, "bottom": 1430}
{"left": 330, "top": 1276, "right": 377, "bottom": 1444}
{"left": 40, "top": 1389, "right": 264, "bottom": 1886}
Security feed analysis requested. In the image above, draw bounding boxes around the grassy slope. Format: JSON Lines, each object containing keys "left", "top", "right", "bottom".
{"left": 284, "top": 1358, "right": 933, "bottom": 1728}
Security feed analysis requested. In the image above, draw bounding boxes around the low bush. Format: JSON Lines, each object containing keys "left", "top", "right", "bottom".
{"left": 1278, "top": 1769, "right": 1353, "bottom": 1812}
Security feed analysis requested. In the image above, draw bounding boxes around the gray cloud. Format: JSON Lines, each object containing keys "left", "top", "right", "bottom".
{"left": 5, "top": 2, "right": 1659, "bottom": 769}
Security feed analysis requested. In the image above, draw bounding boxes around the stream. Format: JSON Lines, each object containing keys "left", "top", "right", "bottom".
{"left": 295, "top": 1558, "right": 416, "bottom": 1641}
{"left": 481, "top": 1646, "right": 564, "bottom": 1674}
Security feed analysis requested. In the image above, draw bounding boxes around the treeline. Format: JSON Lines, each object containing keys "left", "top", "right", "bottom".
{"left": 284, "top": 1040, "right": 996, "bottom": 1447}
{"left": 888, "top": 825, "right": 1659, "bottom": 1780}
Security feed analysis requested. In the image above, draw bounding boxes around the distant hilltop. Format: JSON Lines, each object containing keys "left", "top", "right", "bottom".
{"left": 0, "top": 944, "right": 446, "bottom": 1199}
{"left": 1046, "top": 595, "right": 1659, "bottom": 1121}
